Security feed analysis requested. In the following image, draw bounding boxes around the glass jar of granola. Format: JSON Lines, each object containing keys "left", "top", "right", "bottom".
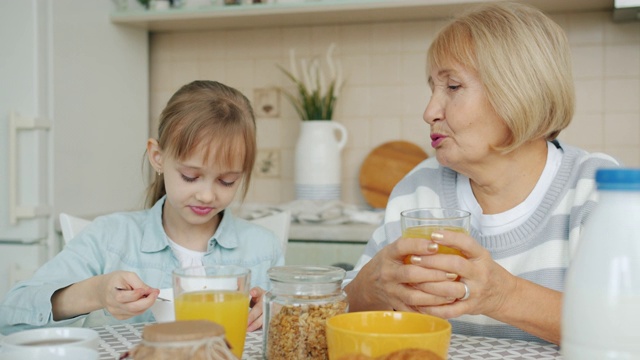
{"left": 263, "top": 265, "right": 348, "bottom": 360}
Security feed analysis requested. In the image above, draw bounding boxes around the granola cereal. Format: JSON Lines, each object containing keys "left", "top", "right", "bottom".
{"left": 266, "top": 300, "right": 348, "bottom": 360}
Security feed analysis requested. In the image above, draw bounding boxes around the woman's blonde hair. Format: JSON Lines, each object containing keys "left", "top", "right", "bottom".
{"left": 145, "top": 80, "right": 256, "bottom": 208}
{"left": 427, "top": 2, "right": 574, "bottom": 152}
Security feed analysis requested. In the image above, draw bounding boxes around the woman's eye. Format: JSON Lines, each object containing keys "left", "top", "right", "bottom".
{"left": 448, "top": 85, "right": 461, "bottom": 91}
{"left": 181, "top": 174, "right": 197, "bottom": 183}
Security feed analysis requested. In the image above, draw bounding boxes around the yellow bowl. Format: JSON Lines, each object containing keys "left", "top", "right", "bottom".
{"left": 326, "top": 311, "right": 451, "bottom": 360}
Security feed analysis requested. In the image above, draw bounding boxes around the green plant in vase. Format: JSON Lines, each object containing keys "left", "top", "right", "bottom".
{"left": 278, "top": 43, "right": 343, "bottom": 121}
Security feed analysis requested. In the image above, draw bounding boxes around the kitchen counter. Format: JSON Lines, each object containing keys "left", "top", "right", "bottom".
{"left": 289, "top": 222, "right": 376, "bottom": 243}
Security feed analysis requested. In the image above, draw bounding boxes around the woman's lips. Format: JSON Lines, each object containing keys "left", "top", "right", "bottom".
{"left": 190, "top": 206, "right": 213, "bottom": 216}
{"left": 430, "top": 133, "right": 447, "bottom": 148}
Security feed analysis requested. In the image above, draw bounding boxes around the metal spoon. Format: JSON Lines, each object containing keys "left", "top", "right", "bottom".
{"left": 115, "top": 287, "right": 171, "bottom": 302}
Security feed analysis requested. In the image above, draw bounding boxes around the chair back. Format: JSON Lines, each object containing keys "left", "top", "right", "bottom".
{"left": 59, "top": 213, "right": 92, "bottom": 244}
{"left": 249, "top": 210, "right": 292, "bottom": 256}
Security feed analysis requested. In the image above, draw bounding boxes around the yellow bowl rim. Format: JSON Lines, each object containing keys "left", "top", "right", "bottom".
{"left": 326, "top": 311, "right": 452, "bottom": 338}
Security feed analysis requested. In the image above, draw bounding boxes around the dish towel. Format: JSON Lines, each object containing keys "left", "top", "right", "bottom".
{"left": 236, "top": 200, "right": 384, "bottom": 225}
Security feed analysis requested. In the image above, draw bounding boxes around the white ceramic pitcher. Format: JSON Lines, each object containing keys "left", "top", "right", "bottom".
{"left": 294, "top": 121, "right": 348, "bottom": 200}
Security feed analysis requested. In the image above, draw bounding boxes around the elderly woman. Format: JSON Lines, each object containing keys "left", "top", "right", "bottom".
{"left": 344, "top": 2, "right": 619, "bottom": 345}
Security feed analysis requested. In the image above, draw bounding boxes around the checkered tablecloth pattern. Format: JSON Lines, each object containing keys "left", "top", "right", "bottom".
{"left": 95, "top": 323, "right": 561, "bottom": 360}
{"left": 448, "top": 334, "right": 561, "bottom": 359}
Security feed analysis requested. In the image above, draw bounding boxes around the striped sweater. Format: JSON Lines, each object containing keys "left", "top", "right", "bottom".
{"left": 346, "top": 141, "right": 619, "bottom": 343}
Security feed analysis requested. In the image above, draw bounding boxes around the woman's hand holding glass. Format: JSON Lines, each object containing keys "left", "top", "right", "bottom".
{"left": 404, "top": 229, "right": 517, "bottom": 321}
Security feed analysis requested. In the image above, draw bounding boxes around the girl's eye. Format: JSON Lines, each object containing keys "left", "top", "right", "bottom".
{"left": 181, "top": 174, "right": 197, "bottom": 183}
{"left": 219, "top": 179, "right": 235, "bottom": 187}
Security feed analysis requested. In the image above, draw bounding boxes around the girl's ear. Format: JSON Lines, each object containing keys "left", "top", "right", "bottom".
{"left": 147, "top": 138, "right": 163, "bottom": 173}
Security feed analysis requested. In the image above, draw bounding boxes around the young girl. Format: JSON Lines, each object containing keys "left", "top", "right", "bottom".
{"left": 0, "top": 80, "right": 284, "bottom": 334}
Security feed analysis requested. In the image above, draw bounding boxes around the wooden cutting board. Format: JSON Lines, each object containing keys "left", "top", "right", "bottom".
{"left": 359, "top": 141, "right": 428, "bottom": 209}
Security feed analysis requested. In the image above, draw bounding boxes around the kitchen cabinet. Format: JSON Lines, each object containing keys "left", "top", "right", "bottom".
{"left": 110, "top": 0, "right": 613, "bottom": 32}
{"left": 0, "top": 0, "right": 148, "bottom": 299}
{"left": 285, "top": 223, "right": 375, "bottom": 269}
{"left": 286, "top": 241, "right": 366, "bottom": 270}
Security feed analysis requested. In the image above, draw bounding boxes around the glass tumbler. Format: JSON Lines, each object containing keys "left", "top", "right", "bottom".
{"left": 172, "top": 265, "right": 250, "bottom": 359}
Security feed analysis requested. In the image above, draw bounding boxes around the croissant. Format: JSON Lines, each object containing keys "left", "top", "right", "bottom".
{"left": 339, "top": 348, "right": 443, "bottom": 360}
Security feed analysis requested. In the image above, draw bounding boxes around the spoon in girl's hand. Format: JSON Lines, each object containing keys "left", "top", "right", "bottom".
{"left": 115, "top": 286, "right": 169, "bottom": 301}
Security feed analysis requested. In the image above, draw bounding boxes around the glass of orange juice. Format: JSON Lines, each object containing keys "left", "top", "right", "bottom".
{"left": 172, "top": 265, "right": 251, "bottom": 358}
{"left": 401, "top": 208, "right": 471, "bottom": 260}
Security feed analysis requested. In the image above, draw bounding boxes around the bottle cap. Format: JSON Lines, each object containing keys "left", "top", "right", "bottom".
{"left": 596, "top": 168, "right": 640, "bottom": 190}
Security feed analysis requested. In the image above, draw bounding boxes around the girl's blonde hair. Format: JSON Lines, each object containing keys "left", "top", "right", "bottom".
{"left": 145, "top": 80, "right": 256, "bottom": 208}
{"left": 427, "top": 2, "right": 574, "bottom": 152}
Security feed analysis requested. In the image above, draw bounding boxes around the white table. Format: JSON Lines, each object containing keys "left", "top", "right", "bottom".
{"left": 94, "top": 323, "right": 562, "bottom": 360}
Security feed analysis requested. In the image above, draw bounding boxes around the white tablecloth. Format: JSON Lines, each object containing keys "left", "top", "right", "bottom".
{"left": 94, "top": 323, "right": 561, "bottom": 360}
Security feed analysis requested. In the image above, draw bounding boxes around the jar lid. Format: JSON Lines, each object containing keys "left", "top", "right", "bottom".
{"left": 268, "top": 265, "right": 346, "bottom": 284}
{"left": 596, "top": 168, "right": 640, "bottom": 190}
{"left": 142, "top": 320, "right": 225, "bottom": 342}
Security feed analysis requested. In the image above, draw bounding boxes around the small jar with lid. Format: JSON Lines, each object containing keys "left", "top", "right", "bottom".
{"left": 124, "top": 320, "right": 236, "bottom": 360}
{"left": 263, "top": 265, "right": 348, "bottom": 360}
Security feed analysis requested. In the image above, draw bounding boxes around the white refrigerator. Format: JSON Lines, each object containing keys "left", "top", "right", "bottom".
{"left": 0, "top": 0, "right": 149, "bottom": 299}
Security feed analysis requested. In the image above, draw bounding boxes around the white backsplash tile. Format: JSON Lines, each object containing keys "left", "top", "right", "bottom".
{"left": 603, "top": 145, "right": 640, "bottom": 167}
{"left": 605, "top": 44, "right": 640, "bottom": 77}
{"left": 400, "top": 53, "right": 429, "bottom": 86}
{"left": 341, "top": 54, "right": 371, "bottom": 86}
{"left": 369, "top": 85, "right": 403, "bottom": 118}
{"left": 370, "top": 54, "right": 402, "bottom": 85}
{"left": 604, "top": 113, "right": 640, "bottom": 146}
{"left": 571, "top": 45, "right": 604, "bottom": 79}
{"left": 171, "top": 60, "right": 200, "bottom": 91}
{"left": 150, "top": 9, "right": 640, "bottom": 206}
{"left": 561, "top": 113, "right": 604, "bottom": 148}
{"left": 567, "top": 12, "right": 606, "bottom": 45}
{"left": 370, "top": 116, "right": 402, "bottom": 147}
{"left": 256, "top": 118, "right": 283, "bottom": 149}
{"left": 198, "top": 59, "right": 228, "bottom": 84}
{"left": 340, "top": 24, "right": 372, "bottom": 55}
{"left": 399, "top": 21, "right": 434, "bottom": 53}
{"left": 224, "top": 59, "right": 255, "bottom": 88}
{"left": 574, "top": 79, "right": 604, "bottom": 112}
{"left": 310, "top": 25, "right": 340, "bottom": 54}
{"left": 400, "top": 115, "right": 429, "bottom": 151}
{"left": 341, "top": 117, "right": 370, "bottom": 148}
{"left": 339, "top": 86, "right": 371, "bottom": 118}
{"left": 604, "top": 20, "right": 640, "bottom": 44}
{"left": 372, "top": 23, "right": 404, "bottom": 54}
{"left": 281, "top": 27, "right": 313, "bottom": 57}
{"left": 401, "top": 84, "right": 429, "bottom": 117}
{"left": 605, "top": 78, "right": 640, "bottom": 112}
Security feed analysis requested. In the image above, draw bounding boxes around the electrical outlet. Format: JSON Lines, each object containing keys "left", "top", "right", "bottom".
{"left": 255, "top": 149, "right": 280, "bottom": 177}
{"left": 254, "top": 88, "right": 280, "bottom": 118}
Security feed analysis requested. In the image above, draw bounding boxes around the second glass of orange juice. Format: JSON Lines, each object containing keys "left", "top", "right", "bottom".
{"left": 172, "top": 265, "right": 251, "bottom": 358}
{"left": 400, "top": 208, "right": 471, "bottom": 260}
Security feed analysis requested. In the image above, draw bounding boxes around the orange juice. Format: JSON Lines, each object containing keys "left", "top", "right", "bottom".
{"left": 174, "top": 290, "right": 249, "bottom": 358}
{"left": 403, "top": 225, "right": 468, "bottom": 264}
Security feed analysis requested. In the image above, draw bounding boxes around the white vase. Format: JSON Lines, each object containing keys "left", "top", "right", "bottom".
{"left": 294, "top": 121, "right": 348, "bottom": 200}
